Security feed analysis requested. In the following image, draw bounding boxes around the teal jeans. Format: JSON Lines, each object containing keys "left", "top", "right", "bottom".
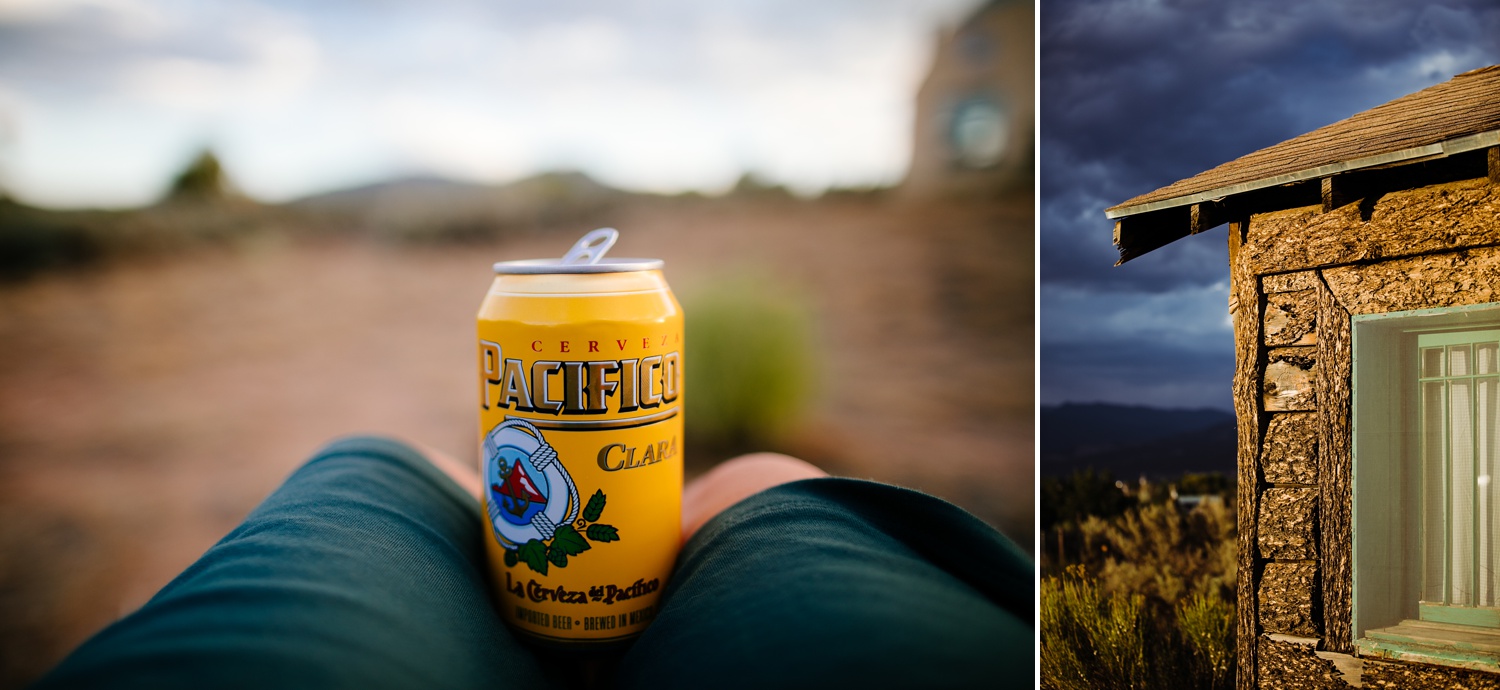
{"left": 32, "top": 437, "right": 1032, "bottom": 689}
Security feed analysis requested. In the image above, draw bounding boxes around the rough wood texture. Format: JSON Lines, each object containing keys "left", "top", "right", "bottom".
{"left": 1265, "top": 290, "right": 1318, "bottom": 346}
{"left": 1317, "top": 276, "right": 1355, "bottom": 654}
{"left": 1261, "top": 562, "right": 1319, "bottom": 636}
{"left": 1192, "top": 199, "right": 1234, "bottom": 234}
{"left": 1232, "top": 220, "right": 1264, "bottom": 690}
{"left": 1322, "top": 245, "right": 1500, "bottom": 315}
{"left": 1490, "top": 146, "right": 1500, "bottom": 185}
{"left": 1265, "top": 347, "right": 1317, "bottom": 411}
{"left": 1261, "top": 413, "right": 1318, "bottom": 484}
{"left": 1114, "top": 206, "right": 1192, "bottom": 264}
{"left": 1260, "top": 488, "right": 1319, "bottom": 560}
{"left": 1264, "top": 271, "right": 1318, "bottom": 294}
{"left": 1258, "top": 637, "right": 1355, "bottom": 689}
{"left": 1242, "top": 179, "right": 1500, "bottom": 275}
{"left": 1363, "top": 658, "right": 1500, "bottom": 688}
{"left": 1321, "top": 176, "right": 1348, "bottom": 214}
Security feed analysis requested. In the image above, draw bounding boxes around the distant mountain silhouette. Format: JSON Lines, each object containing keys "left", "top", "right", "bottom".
{"left": 1041, "top": 402, "right": 1236, "bottom": 478}
{"left": 294, "top": 171, "right": 616, "bottom": 209}
{"left": 290, "top": 171, "right": 624, "bottom": 242}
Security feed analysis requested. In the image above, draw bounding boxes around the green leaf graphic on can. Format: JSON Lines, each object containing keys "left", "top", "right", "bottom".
{"left": 518, "top": 539, "right": 548, "bottom": 575}
{"left": 586, "top": 524, "right": 620, "bottom": 542}
{"left": 552, "top": 524, "right": 591, "bottom": 556}
{"left": 512, "top": 490, "right": 621, "bottom": 574}
{"left": 583, "top": 489, "right": 607, "bottom": 522}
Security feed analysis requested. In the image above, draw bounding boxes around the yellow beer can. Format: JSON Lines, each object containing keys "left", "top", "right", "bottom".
{"left": 476, "top": 228, "right": 683, "bottom": 647}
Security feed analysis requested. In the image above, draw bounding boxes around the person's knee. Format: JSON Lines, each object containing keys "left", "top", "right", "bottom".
{"left": 680, "top": 453, "right": 827, "bottom": 543}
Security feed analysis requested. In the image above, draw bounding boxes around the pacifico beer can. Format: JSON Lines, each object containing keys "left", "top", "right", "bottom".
{"left": 476, "top": 228, "right": 683, "bottom": 647}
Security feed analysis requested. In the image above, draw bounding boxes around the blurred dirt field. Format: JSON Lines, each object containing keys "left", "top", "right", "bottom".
{"left": 0, "top": 194, "right": 1032, "bottom": 686}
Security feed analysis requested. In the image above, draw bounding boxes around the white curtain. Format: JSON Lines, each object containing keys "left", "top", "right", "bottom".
{"left": 1427, "top": 341, "right": 1500, "bottom": 608}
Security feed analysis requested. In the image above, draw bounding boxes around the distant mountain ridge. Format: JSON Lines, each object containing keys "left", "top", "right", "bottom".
{"left": 291, "top": 171, "right": 617, "bottom": 210}
{"left": 288, "top": 171, "right": 624, "bottom": 242}
{"left": 1041, "top": 402, "right": 1236, "bottom": 478}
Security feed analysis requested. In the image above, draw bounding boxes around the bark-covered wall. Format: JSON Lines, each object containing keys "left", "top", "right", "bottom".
{"left": 1233, "top": 176, "right": 1500, "bottom": 689}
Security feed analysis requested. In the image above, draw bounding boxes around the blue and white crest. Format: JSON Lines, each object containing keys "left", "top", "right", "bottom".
{"left": 483, "top": 419, "right": 580, "bottom": 550}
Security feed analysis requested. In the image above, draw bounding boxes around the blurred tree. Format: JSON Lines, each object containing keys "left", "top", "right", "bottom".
{"left": 1174, "top": 472, "right": 1233, "bottom": 498}
{"left": 1040, "top": 469, "right": 1132, "bottom": 531}
{"left": 164, "top": 149, "right": 234, "bottom": 202}
{"left": 729, "top": 172, "right": 790, "bottom": 198}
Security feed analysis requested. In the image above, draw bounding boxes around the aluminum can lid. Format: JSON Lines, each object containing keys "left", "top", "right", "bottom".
{"left": 492, "top": 228, "right": 663, "bottom": 274}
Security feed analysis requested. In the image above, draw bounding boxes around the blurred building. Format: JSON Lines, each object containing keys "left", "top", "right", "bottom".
{"left": 903, "top": 0, "right": 1033, "bottom": 199}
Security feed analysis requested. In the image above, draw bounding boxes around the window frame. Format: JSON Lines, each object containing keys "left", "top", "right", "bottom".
{"left": 1351, "top": 303, "right": 1500, "bottom": 671}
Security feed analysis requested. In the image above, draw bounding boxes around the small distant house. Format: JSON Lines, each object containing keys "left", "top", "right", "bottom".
{"left": 1106, "top": 67, "right": 1500, "bottom": 688}
{"left": 903, "top": 0, "right": 1032, "bottom": 198}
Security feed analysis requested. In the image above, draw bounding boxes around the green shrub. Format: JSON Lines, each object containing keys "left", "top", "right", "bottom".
{"left": 1176, "top": 590, "right": 1235, "bottom": 689}
{"left": 1041, "top": 468, "right": 1133, "bottom": 531}
{"left": 682, "top": 275, "right": 815, "bottom": 455}
{"left": 1041, "top": 565, "right": 1149, "bottom": 690}
{"left": 1043, "top": 494, "right": 1237, "bottom": 690}
{"left": 1042, "top": 565, "right": 1236, "bottom": 690}
{"left": 1081, "top": 499, "right": 1235, "bottom": 605}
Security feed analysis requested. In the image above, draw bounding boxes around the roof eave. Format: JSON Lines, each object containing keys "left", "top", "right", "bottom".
{"left": 1107, "top": 129, "right": 1500, "bottom": 220}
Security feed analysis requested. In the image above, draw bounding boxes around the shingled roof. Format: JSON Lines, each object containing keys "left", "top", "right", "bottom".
{"left": 1108, "top": 64, "right": 1500, "bottom": 264}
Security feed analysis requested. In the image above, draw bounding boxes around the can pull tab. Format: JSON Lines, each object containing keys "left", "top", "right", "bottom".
{"left": 560, "top": 228, "right": 619, "bottom": 266}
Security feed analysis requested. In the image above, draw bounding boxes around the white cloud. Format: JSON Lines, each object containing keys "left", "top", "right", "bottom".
{"left": 1043, "top": 280, "right": 1234, "bottom": 348}
{"left": 0, "top": 0, "right": 988, "bottom": 207}
{"left": 115, "top": 7, "right": 321, "bottom": 113}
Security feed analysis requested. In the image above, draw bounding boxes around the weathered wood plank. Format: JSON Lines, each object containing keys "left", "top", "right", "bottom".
{"left": 1192, "top": 199, "right": 1234, "bottom": 235}
{"left": 1264, "top": 291, "right": 1317, "bottom": 347}
{"left": 1232, "top": 219, "right": 1264, "bottom": 690}
{"left": 1316, "top": 275, "right": 1354, "bottom": 654}
{"left": 1320, "top": 176, "right": 1348, "bottom": 214}
{"left": 1322, "top": 245, "right": 1500, "bottom": 315}
{"left": 1265, "top": 347, "right": 1317, "bottom": 412}
{"left": 1261, "top": 562, "right": 1319, "bottom": 637}
{"left": 1263, "top": 271, "right": 1318, "bottom": 294}
{"left": 1258, "top": 635, "right": 1358, "bottom": 689}
{"left": 1259, "top": 487, "right": 1318, "bottom": 560}
{"left": 1261, "top": 413, "right": 1318, "bottom": 485}
{"left": 1115, "top": 206, "right": 1192, "bottom": 265}
{"left": 1242, "top": 178, "right": 1500, "bottom": 275}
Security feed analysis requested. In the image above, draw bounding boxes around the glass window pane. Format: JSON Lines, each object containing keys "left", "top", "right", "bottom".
{"left": 1482, "top": 377, "right": 1499, "bottom": 606}
{"left": 1452, "top": 380, "right": 1475, "bottom": 606}
{"left": 1479, "top": 343, "right": 1498, "bottom": 376}
{"left": 1451, "top": 345, "right": 1472, "bottom": 377}
{"left": 1424, "top": 347, "right": 1445, "bottom": 377}
{"left": 1425, "top": 380, "right": 1448, "bottom": 603}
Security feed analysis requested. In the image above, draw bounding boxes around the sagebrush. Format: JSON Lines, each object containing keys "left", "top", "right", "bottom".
{"left": 1042, "top": 475, "right": 1236, "bottom": 690}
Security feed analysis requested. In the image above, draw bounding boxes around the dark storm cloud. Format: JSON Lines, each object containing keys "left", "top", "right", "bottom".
{"left": 1042, "top": 0, "right": 1500, "bottom": 292}
{"left": 1040, "top": 0, "right": 1500, "bottom": 410}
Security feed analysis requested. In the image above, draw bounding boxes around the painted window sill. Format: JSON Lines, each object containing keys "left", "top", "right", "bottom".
{"left": 1357, "top": 619, "right": 1500, "bottom": 674}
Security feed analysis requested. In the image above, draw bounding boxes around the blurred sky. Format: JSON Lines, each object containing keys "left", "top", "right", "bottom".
{"left": 1040, "top": 0, "right": 1500, "bottom": 411}
{"left": 0, "top": 0, "right": 983, "bottom": 208}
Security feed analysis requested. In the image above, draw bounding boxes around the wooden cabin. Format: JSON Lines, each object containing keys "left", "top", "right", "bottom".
{"left": 1106, "top": 66, "right": 1500, "bottom": 689}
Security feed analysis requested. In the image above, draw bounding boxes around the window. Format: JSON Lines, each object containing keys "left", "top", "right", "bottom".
{"left": 1353, "top": 303, "right": 1500, "bottom": 670}
{"left": 1417, "top": 330, "right": 1500, "bottom": 624}
{"left": 948, "top": 96, "right": 1009, "bottom": 169}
